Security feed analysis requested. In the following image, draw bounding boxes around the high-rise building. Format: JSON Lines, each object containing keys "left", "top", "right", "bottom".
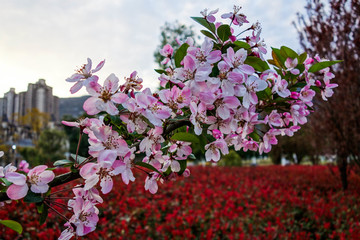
{"left": 0, "top": 79, "right": 60, "bottom": 125}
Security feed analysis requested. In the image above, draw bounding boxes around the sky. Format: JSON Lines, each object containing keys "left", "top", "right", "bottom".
{"left": 0, "top": 0, "right": 306, "bottom": 98}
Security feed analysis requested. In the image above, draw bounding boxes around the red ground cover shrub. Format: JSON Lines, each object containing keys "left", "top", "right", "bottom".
{"left": 1, "top": 165, "right": 360, "bottom": 239}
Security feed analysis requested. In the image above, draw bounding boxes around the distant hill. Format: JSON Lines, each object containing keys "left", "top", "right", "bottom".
{"left": 59, "top": 96, "right": 88, "bottom": 119}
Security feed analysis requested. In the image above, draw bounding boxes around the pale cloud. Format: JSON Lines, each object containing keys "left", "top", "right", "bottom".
{"left": 0, "top": 0, "right": 306, "bottom": 98}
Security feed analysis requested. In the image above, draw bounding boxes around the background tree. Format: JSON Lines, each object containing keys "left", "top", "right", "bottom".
{"left": 19, "top": 129, "right": 67, "bottom": 166}
{"left": 18, "top": 108, "right": 50, "bottom": 142}
{"left": 294, "top": 0, "right": 360, "bottom": 189}
{"left": 154, "top": 21, "right": 198, "bottom": 68}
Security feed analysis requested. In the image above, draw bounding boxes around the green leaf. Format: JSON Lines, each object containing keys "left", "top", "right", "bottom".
{"left": 249, "top": 132, "right": 260, "bottom": 142}
{"left": 244, "top": 56, "right": 270, "bottom": 72}
{"left": 308, "top": 60, "right": 342, "bottom": 73}
{"left": 174, "top": 43, "right": 189, "bottom": 68}
{"left": 256, "top": 88, "right": 272, "bottom": 100}
{"left": 24, "top": 191, "right": 43, "bottom": 203}
{"left": 53, "top": 159, "right": 73, "bottom": 167}
{"left": 280, "top": 46, "right": 298, "bottom": 59}
{"left": 134, "top": 162, "right": 162, "bottom": 175}
{"left": 178, "top": 160, "right": 187, "bottom": 175}
{"left": 0, "top": 220, "right": 23, "bottom": 234}
{"left": 70, "top": 154, "right": 87, "bottom": 165}
{"left": 298, "top": 52, "right": 307, "bottom": 64}
{"left": 39, "top": 204, "right": 49, "bottom": 225}
{"left": 191, "top": 17, "right": 216, "bottom": 33}
{"left": 271, "top": 47, "right": 286, "bottom": 68}
{"left": 233, "top": 41, "right": 251, "bottom": 50}
{"left": 200, "top": 30, "right": 217, "bottom": 41}
{"left": 188, "top": 153, "right": 196, "bottom": 160}
{"left": 217, "top": 25, "right": 231, "bottom": 42}
{"left": 290, "top": 82, "right": 307, "bottom": 91}
{"left": 154, "top": 69, "right": 166, "bottom": 74}
{"left": 171, "top": 132, "right": 200, "bottom": 144}
{"left": 1, "top": 178, "right": 12, "bottom": 187}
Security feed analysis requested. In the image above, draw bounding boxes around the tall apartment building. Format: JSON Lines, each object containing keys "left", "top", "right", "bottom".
{"left": 1, "top": 79, "right": 59, "bottom": 125}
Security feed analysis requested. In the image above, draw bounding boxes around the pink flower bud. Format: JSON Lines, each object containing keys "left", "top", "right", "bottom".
{"left": 290, "top": 92, "right": 300, "bottom": 99}
{"left": 315, "top": 80, "right": 322, "bottom": 87}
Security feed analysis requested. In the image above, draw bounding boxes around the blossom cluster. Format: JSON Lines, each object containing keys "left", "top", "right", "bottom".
{"left": 0, "top": 6, "right": 340, "bottom": 239}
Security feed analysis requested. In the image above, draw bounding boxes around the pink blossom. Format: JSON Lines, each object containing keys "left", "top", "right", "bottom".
{"left": 290, "top": 103, "right": 309, "bottom": 125}
{"left": 272, "top": 79, "right": 291, "bottom": 98}
{"left": 187, "top": 38, "right": 221, "bottom": 66}
{"left": 221, "top": 6, "right": 249, "bottom": 26}
{"left": 321, "top": 74, "right": 338, "bottom": 101}
{"left": 145, "top": 173, "right": 159, "bottom": 194}
{"left": 205, "top": 138, "right": 228, "bottom": 162}
{"left": 266, "top": 110, "right": 283, "bottom": 128}
{"left": 237, "top": 76, "right": 268, "bottom": 108}
{"left": 4, "top": 165, "right": 28, "bottom": 200}
{"left": 27, "top": 165, "right": 55, "bottom": 193}
{"left": 136, "top": 89, "right": 172, "bottom": 127}
{"left": 80, "top": 150, "right": 123, "bottom": 194}
{"left": 83, "top": 73, "right": 128, "bottom": 115}
{"left": 121, "top": 71, "right": 143, "bottom": 93}
{"left": 248, "top": 29, "right": 267, "bottom": 60}
{"left": 66, "top": 58, "right": 105, "bottom": 94}
{"left": 200, "top": 8, "right": 219, "bottom": 23}
{"left": 88, "top": 125, "right": 130, "bottom": 158}
{"left": 215, "top": 96, "right": 240, "bottom": 120}
{"left": 299, "top": 85, "right": 316, "bottom": 105}
{"left": 71, "top": 187, "right": 103, "bottom": 205}
{"left": 140, "top": 127, "right": 165, "bottom": 156}
{"left": 159, "top": 44, "right": 174, "bottom": 65}
{"left": 242, "top": 139, "right": 259, "bottom": 152}
{"left": 174, "top": 55, "right": 212, "bottom": 83}
{"left": 67, "top": 198, "right": 99, "bottom": 236}
{"left": 159, "top": 86, "right": 192, "bottom": 115}
{"left": 223, "top": 47, "right": 254, "bottom": 75}
{"left": 169, "top": 141, "right": 192, "bottom": 159}
{"left": 190, "top": 101, "right": 216, "bottom": 135}
{"left": 118, "top": 149, "right": 136, "bottom": 185}
{"left": 285, "top": 58, "right": 300, "bottom": 75}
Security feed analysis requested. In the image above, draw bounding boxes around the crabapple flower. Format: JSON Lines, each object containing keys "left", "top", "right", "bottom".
{"left": 285, "top": 58, "right": 300, "bottom": 75}
{"left": 66, "top": 58, "right": 105, "bottom": 94}
{"left": 190, "top": 101, "right": 216, "bottom": 135}
{"left": 67, "top": 198, "right": 99, "bottom": 236}
{"left": 145, "top": 173, "right": 159, "bottom": 194}
{"left": 223, "top": 47, "right": 254, "bottom": 75}
{"left": 159, "top": 44, "right": 174, "bottom": 65}
{"left": 299, "top": 85, "right": 316, "bottom": 105}
{"left": 135, "top": 88, "right": 172, "bottom": 127}
{"left": 2, "top": 164, "right": 27, "bottom": 200}
{"left": 121, "top": 71, "right": 143, "bottom": 93}
{"left": 221, "top": 5, "right": 249, "bottom": 26}
{"left": 187, "top": 38, "right": 221, "bottom": 66}
{"left": 205, "top": 138, "right": 229, "bottom": 162}
{"left": 169, "top": 141, "right": 192, "bottom": 159}
{"left": 272, "top": 78, "right": 291, "bottom": 98}
{"left": 27, "top": 165, "right": 55, "bottom": 193}
{"left": 18, "top": 160, "right": 30, "bottom": 173}
{"left": 80, "top": 150, "right": 124, "bottom": 194}
{"left": 140, "top": 127, "right": 165, "bottom": 156}
{"left": 83, "top": 73, "right": 128, "bottom": 115}
{"left": 88, "top": 125, "right": 130, "bottom": 158}
{"left": 321, "top": 73, "right": 338, "bottom": 101}
{"left": 248, "top": 29, "right": 267, "bottom": 60}
{"left": 237, "top": 75, "right": 268, "bottom": 108}
{"left": 200, "top": 8, "right": 218, "bottom": 23}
